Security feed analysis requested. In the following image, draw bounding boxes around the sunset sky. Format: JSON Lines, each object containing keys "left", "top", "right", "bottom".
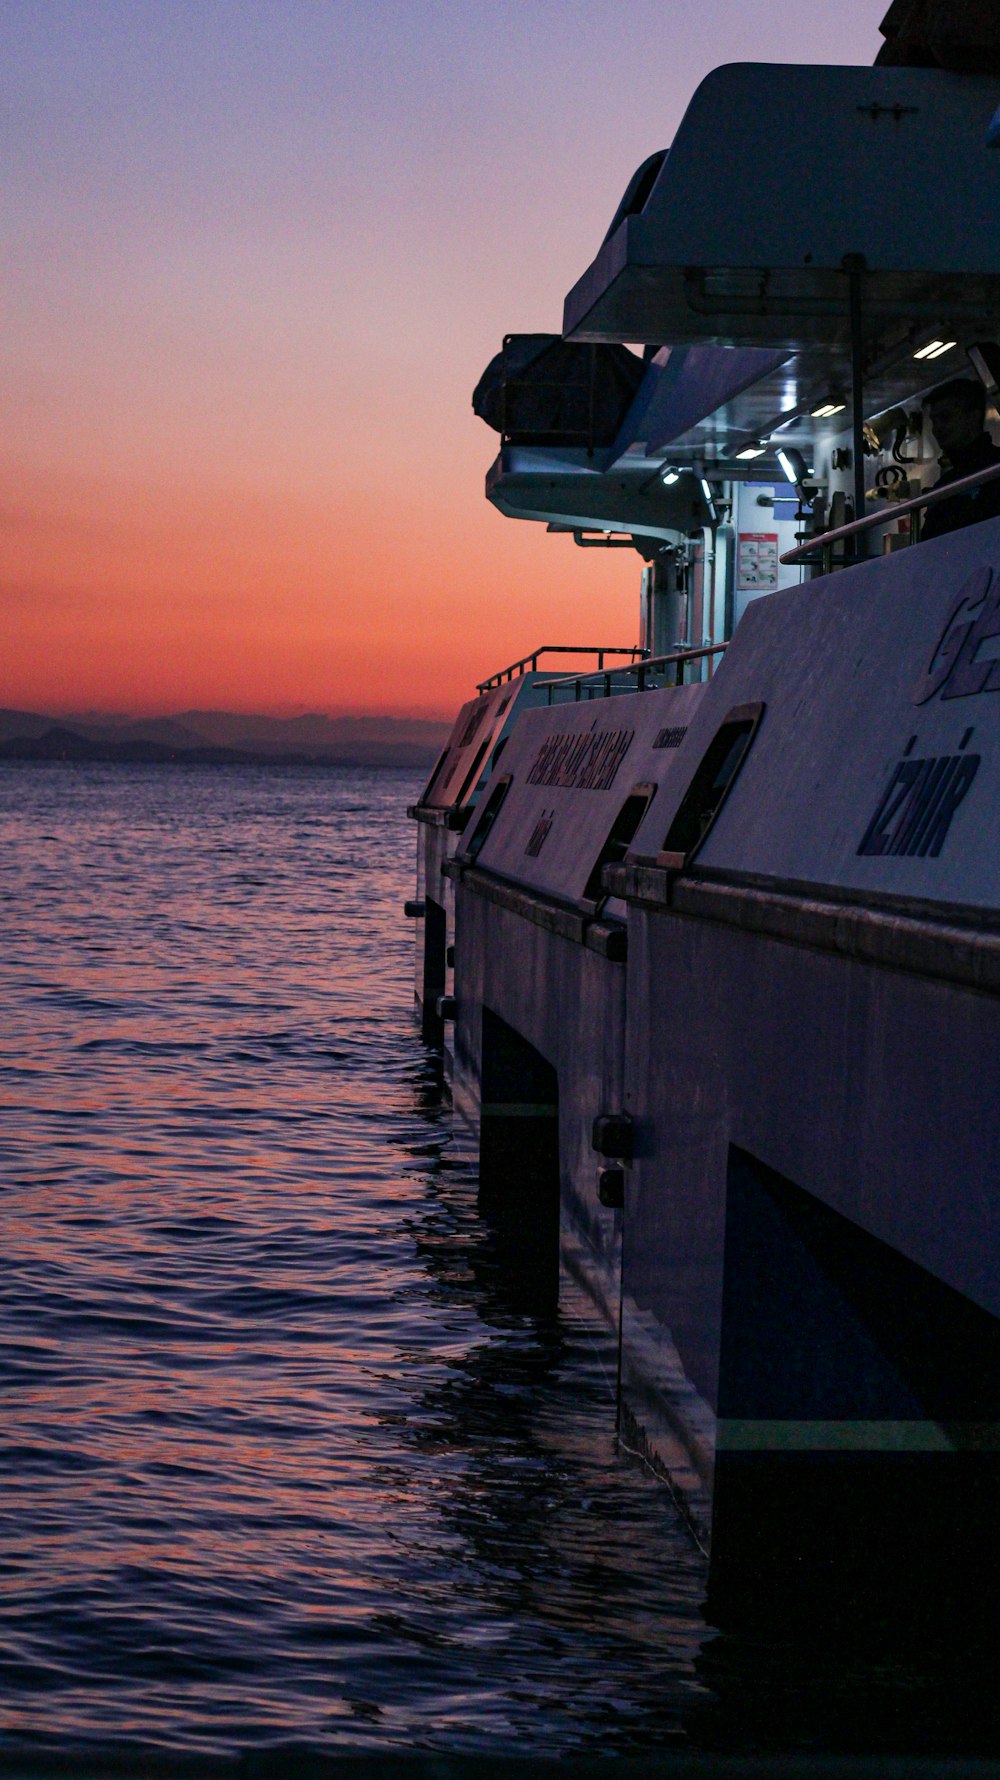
{"left": 5, "top": 1, "right": 882, "bottom": 718}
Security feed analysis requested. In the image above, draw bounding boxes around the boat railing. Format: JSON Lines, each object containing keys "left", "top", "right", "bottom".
{"left": 477, "top": 645, "right": 648, "bottom": 693}
{"left": 544, "top": 642, "right": 728, "bottom": 704}
{"left": 781, "top": 460, "right": 1000, "bottom": 574}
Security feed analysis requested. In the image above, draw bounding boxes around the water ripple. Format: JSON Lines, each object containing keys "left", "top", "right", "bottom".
{"left": 0, "top": 763, "right": 709, "bottom": 1766}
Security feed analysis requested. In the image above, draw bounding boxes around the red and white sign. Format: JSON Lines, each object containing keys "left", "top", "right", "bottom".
{"left": 737, "top": 531, "right": 779, "bottom": 592}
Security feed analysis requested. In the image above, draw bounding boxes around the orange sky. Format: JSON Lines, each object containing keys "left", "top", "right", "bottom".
{"left": 3, "top": 2, "right": 881, "bottom": 719}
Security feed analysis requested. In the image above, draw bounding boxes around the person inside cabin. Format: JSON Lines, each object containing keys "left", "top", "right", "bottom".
{"left": 921, "top": 376, "right": 1000, "bottom": 540}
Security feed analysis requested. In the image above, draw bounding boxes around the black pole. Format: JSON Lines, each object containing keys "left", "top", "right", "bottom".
{"left": 845, "top": 253, "right": 867, "bottom": 547}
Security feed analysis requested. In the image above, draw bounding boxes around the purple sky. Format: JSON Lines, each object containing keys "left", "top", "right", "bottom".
{"left": 3, "top": 2, "right": 885, "bottom": 715}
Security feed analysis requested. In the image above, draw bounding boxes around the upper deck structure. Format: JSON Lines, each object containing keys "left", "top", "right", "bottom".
{"left": 563, "top": 61, "right": 1000, "bottom": 351}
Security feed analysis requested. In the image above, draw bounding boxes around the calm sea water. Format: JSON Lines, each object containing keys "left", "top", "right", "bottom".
{"left": 3, "top": 763, "right": 1000, "bottom": 1773}
{"left": 0, "top": 763, "right": 710, "bottom": 1768}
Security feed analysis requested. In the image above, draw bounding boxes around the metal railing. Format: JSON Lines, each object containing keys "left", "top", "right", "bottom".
{"left": 544, "top": 642, "right": 728, "bottom": 704}
{"left": 477, "top": 645, "right": 647, "bottom": 694}
{"left": 781, "top": 460, "right": 1000, "bottom": 573}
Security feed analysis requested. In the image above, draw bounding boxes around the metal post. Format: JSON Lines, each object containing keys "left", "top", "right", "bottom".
{"left": 845, "top": 253, "right": 867, "bottom": 550}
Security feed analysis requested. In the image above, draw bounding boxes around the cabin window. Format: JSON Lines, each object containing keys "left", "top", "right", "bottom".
{"left": 480, "top": 734, "right": 508, "bottom": 791}
{"left": 660, "top": 704, "right": 764, "bottom": 862}
{"left": 462, "top": 775, "right": 512, "bottom": 862}
{"left": 583, "top": 784, "right": 657, "bottom": 903}
{"left": 456, "top": 700, "right": 488, "bottom": 749}
{"left": 454, "top": 735, "right": 494, "bottom": 808}
{"left": 459, "top": 736, "right": 510, "bottom": 832}
{"left": 418, "top": 744, "right": 451, "bottom": 807}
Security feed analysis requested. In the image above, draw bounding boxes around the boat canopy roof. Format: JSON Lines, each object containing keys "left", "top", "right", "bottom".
{"left": 633, "top": 345, "right": 789, "bottom": 453}
{"left": 563, "top": 63, "right": 1000, "bottom": 349}
{"left": 485, "top": 445, "right": 708, "bottom": 545}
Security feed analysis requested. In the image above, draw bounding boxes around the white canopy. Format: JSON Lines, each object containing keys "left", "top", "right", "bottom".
{"left": 564, "top": 63, "right": 1000, "bottom": 348}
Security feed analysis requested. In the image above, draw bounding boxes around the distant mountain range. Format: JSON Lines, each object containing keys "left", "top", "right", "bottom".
{"left": 0, "top": 707, "right": 451, "bottom": 768}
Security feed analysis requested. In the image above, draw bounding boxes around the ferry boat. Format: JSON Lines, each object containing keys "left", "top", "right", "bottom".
{"left": 408, "top": 0, "right": 1000, "bottom": 1618}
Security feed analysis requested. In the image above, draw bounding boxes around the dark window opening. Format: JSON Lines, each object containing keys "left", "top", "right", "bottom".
{"left": 420, "top": 898, "right": 447, "bottom": 1045}
{"left": 661, "top": 704, "right": 764, "bottom": 861}
{"left": 479, "top": 1008, "right": 560, "bottom": 1311}
{"left": 418, "top": 745, "right": 451, "bottom": 807}
{"left": 488, "top": 735, "right": 508, "bottom": 775}
{"left": 454, "top": 735, "right": 494, "bottom": 809}
{"left": 457, "top": 699, "right": 489, "bottom": 749}
{"left": 583, "top": 785, "right": 656, "bottom": 903}
{"left": 462, "top": 774, "right": 512, "bottom": 861}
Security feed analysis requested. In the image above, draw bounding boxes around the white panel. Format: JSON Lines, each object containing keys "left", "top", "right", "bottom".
{"left": 626, "top": 518, "right": 1000, "bottom": 908}
{"left": 463, "top": 682, "right": 708, "bottom": 905}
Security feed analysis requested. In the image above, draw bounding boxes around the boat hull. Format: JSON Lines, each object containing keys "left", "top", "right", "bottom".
{"left": 414, "top": 518, "right": 1000, "bottom": 1601}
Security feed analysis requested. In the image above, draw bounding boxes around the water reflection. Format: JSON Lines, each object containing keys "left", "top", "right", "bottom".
{"left": 391, "top": 1061, "right": 712, "bottom": 1751}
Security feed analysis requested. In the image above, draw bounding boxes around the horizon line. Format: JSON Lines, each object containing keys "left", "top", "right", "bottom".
{"left": 0, "top": 700, "right": 457, "bottom": 725}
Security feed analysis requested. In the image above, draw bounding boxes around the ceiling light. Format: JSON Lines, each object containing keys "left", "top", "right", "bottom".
{"left": 914, "top": 339, "right": 957, "bottom": 361}
{"left": 735, "top": 443, "right": 766, "bottom": 460}
{"left": 811, "top": 401, "right": 846, "bottom": 418}
{"left": 660, "top": 467, "right": 680, "bottom": 485}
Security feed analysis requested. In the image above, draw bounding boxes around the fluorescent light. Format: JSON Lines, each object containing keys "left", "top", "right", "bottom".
{"left": 700, "top": 477, "right": 714, "bottom": 504}
{"left": 660, "top": 467, "right": 680, "bottom": 485}
{"left": 736, "top": 443, "right": 766, "bottom": 460}
{"left": 777, "top": 447, "right": 809, "bottom": 485}
{"left": 969, "top": 342, "right": 1000, "bottom": 390}
{"left": 914, "top": 339, "right": 957, "bottom": 361}
{"left": 811, "top": 402, "right": 846, "bottom": 418}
